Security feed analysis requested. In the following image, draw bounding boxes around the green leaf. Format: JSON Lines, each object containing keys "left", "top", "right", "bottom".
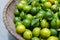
{"left": 31, "top": 19, "right": 39, "bottom": 26}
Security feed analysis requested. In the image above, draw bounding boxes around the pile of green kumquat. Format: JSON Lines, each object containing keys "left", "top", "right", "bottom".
{"left": 14, "top": 0, "right": 60, "bottom": 40}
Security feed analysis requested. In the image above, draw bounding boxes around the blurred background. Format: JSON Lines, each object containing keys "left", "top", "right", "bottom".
{"left": 0, "top": 0, "right": 16, "bottom": 40}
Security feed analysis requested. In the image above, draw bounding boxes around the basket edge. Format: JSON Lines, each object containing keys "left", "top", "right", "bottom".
{"left": 3, "top": 0, "right": 24, "bottom": 40}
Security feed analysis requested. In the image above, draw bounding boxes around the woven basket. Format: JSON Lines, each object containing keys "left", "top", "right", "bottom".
{"left": 3, "top": 0, "right": 25, "bottom": 40}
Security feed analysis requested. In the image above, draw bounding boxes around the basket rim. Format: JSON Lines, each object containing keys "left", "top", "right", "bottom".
{"left": 3, "top": 0, "right": 24, "bottom": 40}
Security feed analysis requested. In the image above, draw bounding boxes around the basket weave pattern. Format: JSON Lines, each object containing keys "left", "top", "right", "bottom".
{"left": 3, "top": 0, "right": 25, "bottom": 40}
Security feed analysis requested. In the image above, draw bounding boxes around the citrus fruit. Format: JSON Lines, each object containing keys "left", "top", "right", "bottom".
{"left": 51, "top": 5, "right": 58, "bottom": 11}
{"left": 44, "top": 2, "right": 52, "bottom": 8}
{"left": 33, "top": 27, "right": 41, "bottom": 37}
{"left": 54, "top": 1, "right": 59, "bottom": 5}
{"left": 20, "top": 0, "right": 27, "bottom": 5}
{"left": 17, "top": 3, "right": 24, "bottom": 10}
{"left": 23, "top": 30, "right": 32, "bottom": 40}
{"left": 20, "top": 11, "right": 25, "bottom": 19}
{"left": 41, "top": 19, "right": 49, "bottom": 28}
{"left": 14, "top": 9, "right": 19, "bottom": 16}
{"left": 36, "top": 10, "right": 45, "bottom": 19}
{"left": 54, "top": 12, "right": 58, "bottom": 18}
{"left": 22, "top": 19, "right": 31, "bottom": 28}
{"left": 47, "top": 36, "right": 58, "bottom": 40}
{"left": 14, "top": 17, "right": 21, "bottom": 23}
{"left": 23, "top": 5, "right": 31, "bottom": 12}
{"left": 31, "top": 1, "right": 37, "bottom": 6}
{"left": 31, "top": 7, "right": 37, "bottom": 15}
{"left": 41, "top": 28, "right": 51, "bottom": 38}
{"left": 45, "top": 11, "right": 53, "bottom": 20}
{"left": 51, "top": 18, "right": 60, "bottom": 28}
{"left": 41, "top": 0, "right": 48, "bottom": 3}
{"left": 49, "top": 0, "right": 55, "bottom": 3}
{"left": 32, "top": 37, "right": 40, "bottom": 40}
{"left": 15, "top": 22, "right": 22, "bottom": 27}
{"left": 16, "top": 24, "right": 26, "bottom": 34}
{"left": 25, "top": 14, "right": 33, "bottom": 21}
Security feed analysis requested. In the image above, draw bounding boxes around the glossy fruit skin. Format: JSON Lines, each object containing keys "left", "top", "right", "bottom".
{"left": 41, "top": 38, "right": 47, "bottom": 40}
{"left": 14, "top": 17, "right": 21, "bottom": 23}
{"left": 41, "top": 0, "right": 48, "bottom": 3}
{"left": 49, "top": 0, "right": 55, "bottom": 3}
{"left": 36, "top": 13, "right": 43, "bottom": 19}
{"left": 54, "top": 1, "right": 59, "bottom": 5}
{"left": 14, "top": 0, "right": 60, "bottom": 40}
{"left": 23, "top": 30, "right": 32, "bottom": 40}
{"left": 22, "top": 19, "right": 31, "bottom": 28}
{"left": 17, "top": 3, "right": 24, "bottom": 10}
{"left": 32, "top": 27, "right": 41, "bottom": 37}
{"left": 51, "top": 19, "right": 56, "bottom": 28}
{"left": 36, "top": 7, "right": 42, "bottom": 12}
{"left": 47, "top": 36, "right": 58, "bottom": 40}
{"left": 41, "top": 28, "right": 51, "bottom": 38}
{"left": 36, "top": 10, "right": 46, "bottom": 19}
{"left": 32, "top": 37, "right": 40, "bottom": 40}
{"left": 50, "top": 29, "right": 57, "bottom": 36}
{"left": 25, "top": 14, "right": 33, "bottom": 21}
{"left": 51, "top": 5, "right": 58, "bottom": 12}
{"left": 31, "top": 1, "right": 40, "bottom": 7}
{"left": 31, "top": 7, "right": 37, "bottom": 15}
{"left": 44, "top": 2, "right": 52, "bottom": 8}
{"left": 31, "top": 1, "right": 37, "bottom": 6}
{"left": 45, "top": 11, "right": 53, "bottom": 20}
{"left": 51, "top": 18, "right": 60, "bottom": 28}
{"left": 41, "top": 19, "right": 49, "bottom": 28}
{"left": 15, "top": 22, "right": 22, "bottom": 27}
{"left": 54, "top": 12, "right": 58, "bottom": 18}
{"left": 14, "top": 9, "right": 19, "bottom": 16}
{"left": 20, "top": 11, "right": 25, "bottom": 19}
{"left": 20, "top": 0, "right": 27, "bottom": 5}
{"left": 23, "top": 5, "right": 31, "bottom": 12}
{"left": 16, "top": 24, "right": 26, "bottom": 34}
